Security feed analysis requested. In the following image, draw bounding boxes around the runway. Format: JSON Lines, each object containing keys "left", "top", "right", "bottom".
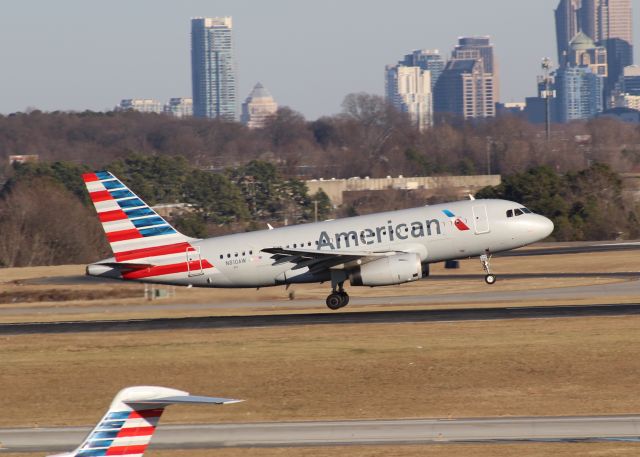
{"left": 3, "top": 415, "right": 640, "bottom": 451}
{"left": 2, "top": 301, "right": 640, "bottom": 335}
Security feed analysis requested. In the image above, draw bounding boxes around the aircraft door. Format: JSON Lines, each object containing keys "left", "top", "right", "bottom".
{"left": 472, "top": 205, "right": 490, "bottom": 234}
{"left": 186, "top": 246, "right": 204, "bottom": 276}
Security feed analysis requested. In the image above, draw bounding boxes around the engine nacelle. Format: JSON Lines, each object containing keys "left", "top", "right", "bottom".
{"left": 350, "top": 253, "right": 422, "bottom": 287}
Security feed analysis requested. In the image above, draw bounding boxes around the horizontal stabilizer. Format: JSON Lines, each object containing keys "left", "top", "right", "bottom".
{"left": 130, "top": 394, "right": 243, "bottom": 405}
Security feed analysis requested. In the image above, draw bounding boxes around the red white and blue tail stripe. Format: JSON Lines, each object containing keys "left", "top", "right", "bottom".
{"left": 83, "top": 171, "right": 215, "bottom": 281}
{"left": 47, "top": 386, "right": 242, "bottom": 457}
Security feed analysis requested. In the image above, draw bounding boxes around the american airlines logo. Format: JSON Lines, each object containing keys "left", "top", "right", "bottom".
{"left": 317, "top": 218, "right": 442, "bottom": 250}
{"left": 442, "top": 209, "right": 470, "bottom": 231}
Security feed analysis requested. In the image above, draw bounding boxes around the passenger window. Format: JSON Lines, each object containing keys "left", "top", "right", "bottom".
{"left": 227, "top": 253, "right": 231, "bottom": 258}
{"left": 242, "top": 252, "right": 245, "bottom": 256}
{"left": 249, "top": 250, "right": 253, "bottom": 255}
{"left": 506, "top": 210, "right": 513, "bottom": 218}
{"left": 514, "top": 209, "right": 524, "bottom": 216}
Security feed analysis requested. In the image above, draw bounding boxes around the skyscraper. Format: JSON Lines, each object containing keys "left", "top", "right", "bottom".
{"left": 555, "top": 66, "right": 604, "bottom": 121}
{"left": 241, "top": 82, "right": 278, "bottom": 129}
{"left": 452, "top": 37, "right": 499, "bottom": 103}
{"left": 555, "top": 0, "right": 582, "bottom": 65}
{"left": 191, "top": 17, "right": 236, "bottom": 120}
{"left": 385, "top": 64, "right": 432, "bottom": 130}
{"left": 433, "top": 59, "right": 496, "bottom": 119}
{"left": 556, "top": 0, "right": 633, "bottom": 103}
{"left": 400, "top": 50, "right": 445, "bottom": 90}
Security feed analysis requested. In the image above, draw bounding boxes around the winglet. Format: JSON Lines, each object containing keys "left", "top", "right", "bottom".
{"left": 47, "top": 386, "right": 242, "bottom": 457}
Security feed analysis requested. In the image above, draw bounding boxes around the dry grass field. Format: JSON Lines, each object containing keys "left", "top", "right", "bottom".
{"left": 4, "top": 444, "right": 640, "bottom": 457}
{"left": 3, "top": 316, "right": 640, "bottom": 428}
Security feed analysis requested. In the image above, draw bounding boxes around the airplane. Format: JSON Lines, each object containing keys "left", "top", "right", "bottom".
{"left": 47, "top": 385, "right": 242, "bottom": 457}
{"left": 83, "top": 171, "right": 554, "bottom": 310}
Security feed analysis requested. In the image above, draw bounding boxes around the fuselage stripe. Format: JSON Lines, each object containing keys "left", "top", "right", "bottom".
{"left": 122, "top": 260, "right": 214, "bottom": 280}
{"left": 115, "top": 242, "right": 192, "bottom": 262}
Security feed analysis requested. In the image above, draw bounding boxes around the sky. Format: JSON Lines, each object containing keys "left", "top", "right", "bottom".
{"left": 1, "top": 0, "right": 639, "bottom": 120}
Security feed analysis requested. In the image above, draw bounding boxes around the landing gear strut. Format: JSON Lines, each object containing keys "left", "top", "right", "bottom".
{"left": 326, "top": 272, "right": 349, "bottom": 310}
{"left": 480, "top": 252, "right": 497, "bottom": 285}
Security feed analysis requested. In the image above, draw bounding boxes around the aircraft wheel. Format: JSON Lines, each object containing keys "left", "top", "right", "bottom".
{"left": 485, "top": 274, "right": 497, "bottom": 285}
{"left": 326, "top": 293, "right": 343, "bottom": 310}
{"left": 338, "top": 292, "right": 350, "bottom": 307}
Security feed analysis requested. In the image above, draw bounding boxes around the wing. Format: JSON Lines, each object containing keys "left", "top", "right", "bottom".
{"left": 261, "top": 247, "right": 396, "bottom": 273}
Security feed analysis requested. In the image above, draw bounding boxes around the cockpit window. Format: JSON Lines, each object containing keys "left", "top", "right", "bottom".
{"left": 521, "top": 207, "right": 532, "bottom": 214}
{"left": 514, "top": 208, "right": 524, "bottom": 216}
{"left": 506, "top": 209, "right": 513, "bottom": 218}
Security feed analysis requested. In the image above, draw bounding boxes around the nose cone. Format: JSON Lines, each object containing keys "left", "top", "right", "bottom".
{"left": 530, "top": 215, "right": 554, "bottom": 241}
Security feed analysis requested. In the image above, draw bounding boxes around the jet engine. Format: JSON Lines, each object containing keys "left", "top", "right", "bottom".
{"left": 350, "top": 253, "right": 422, "bottom": 287}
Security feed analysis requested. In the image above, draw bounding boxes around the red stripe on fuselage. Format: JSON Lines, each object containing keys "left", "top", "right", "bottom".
{"left": 99, "top": 209, "right": 129, "bottom": 223}
{"left": 90, "top": 190, "right": 113, "bottom": 203}
{"left": 122, "top": 260, "right": 214, "bottom": 280}
{"left": 106, "top": 229, "right": 142, "bottom": 243}
{"left": 82, "top": 173, "right": 99, "bottom": 182}
{"left": 116, "top": 426, "right": 156, "bottom": 437}
{"left": 115, "top": 242, "right": 192, "bottom": 262}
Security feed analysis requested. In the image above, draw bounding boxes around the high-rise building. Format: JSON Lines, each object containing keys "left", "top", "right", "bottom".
{"left": 191, "top": 17, "right": 236, "bottom": 120}
{"left": 117, "top": 99, "right": 164, "bottom": 114}
{"left": 241, "top": 82, "right": 278, "bottom": 129}
{"left": 400, "top": 50, "right": 445, "bottom": 90}
{"left": 555, "top": 0, "right": 581, "bottom": 65}
{"left": 451, "top": 36, "right": 499, "bottom": 103}
{"left": 385, "top": 64, "right": 433, "bottom": 130}
{"left": 584, "top": 0, "right": 633, "bottom": 101}
{"left": 621, "top": 65, "right": 640, "bottom": 95}
{"left": 164, "top": 98, "right": 193, "bottom": 118}
{"left": 554, "top": 66, "right": 604, "bottom": 122}
{"left": 433, "top": 59, "right": 496, "bottom": 119}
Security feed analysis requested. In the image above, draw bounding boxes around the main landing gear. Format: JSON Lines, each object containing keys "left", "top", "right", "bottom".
{"left": 480, "top": 252, "right": 497, "bottom": 285}
{"left": 326, "top": 287, "right": 349, "bottom": 310}
{"left": 326, "top": 271, "right": 350, "bottom": 310}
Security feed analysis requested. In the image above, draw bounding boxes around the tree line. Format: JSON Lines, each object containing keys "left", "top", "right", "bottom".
{"left": 2, "top": 93, "right": 640, "bottom": 181}
{"left": 0, "top": 157, "right": 331, "bottom": 267}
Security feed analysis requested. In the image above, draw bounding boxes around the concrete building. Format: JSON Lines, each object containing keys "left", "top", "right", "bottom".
{"left": 400, "top": 50, "right": 445, "bottom": 90}
{"left": 306, "top": 175, "right": 501, "bottom": 206}
{"left": 241, "top": 82, "right": 278, "bottom": 129}
{"left": 567, "top": 32, "right": 608, "bottom": 77}
{"left": 191, "top": 17, "right": 236, "bottom": 120}
{"left": 164, "top": 98, "right": 193, "bottom": 118}
{"left": 555, "top": 66, "right": 604, "bottom": 122}
{"left": 385, "top": 65, "right": 433, "bottom": 130}
{"left": 117, "top": 99, "right": 164, "bottom": 114}
{"left": 434, "top": 59, "right": 496, "bottom": 119}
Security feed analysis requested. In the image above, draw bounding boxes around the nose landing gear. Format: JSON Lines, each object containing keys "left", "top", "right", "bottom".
{"left": 480, "top": 252, "right": 497, "bottom": 285}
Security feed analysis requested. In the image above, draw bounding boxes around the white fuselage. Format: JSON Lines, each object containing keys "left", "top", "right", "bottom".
{"left": 111, "top": 199, "right": 552, "bottom": 288}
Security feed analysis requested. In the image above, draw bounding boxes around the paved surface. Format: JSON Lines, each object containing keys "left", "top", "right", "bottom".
{"left": 3, "top": 416, "right": 640, "bottom": 451}
{"left": 2, "top": 301, "right": 640, "bottom": 335}
{"left": 3, "top": 272, "right": 640, "bottom": 318}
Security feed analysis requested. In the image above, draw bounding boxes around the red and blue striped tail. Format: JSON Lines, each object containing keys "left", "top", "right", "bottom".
{"left": 73, "top": 407, "right": 164, "bottom": 457}
{"left": 83, "top": 171, "right": 190, "bottom": 258}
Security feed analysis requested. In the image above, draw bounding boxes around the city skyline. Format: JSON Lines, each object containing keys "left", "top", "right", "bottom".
{"left": 2, "top": 0, "right": 639, "bottom": 120}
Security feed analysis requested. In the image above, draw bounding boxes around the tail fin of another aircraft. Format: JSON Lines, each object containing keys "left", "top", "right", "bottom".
{"left": 47, "top": 386, "right": 242, "bottom": 457}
